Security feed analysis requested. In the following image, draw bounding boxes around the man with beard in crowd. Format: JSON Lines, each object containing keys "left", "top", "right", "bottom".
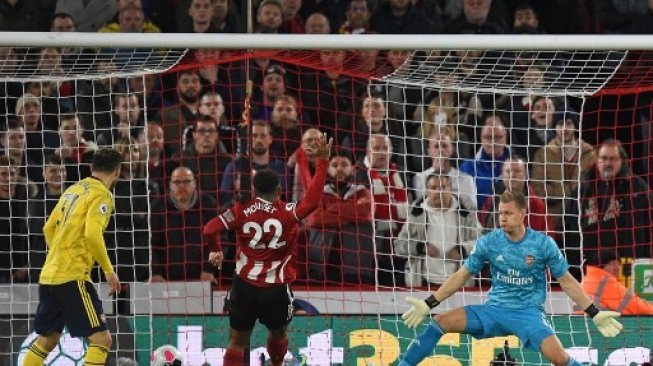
{"left": 155, "top": 69, "right": 202, "bottom": 156}
{"left": 305, "top": 149, "right": 374, "bottom": 285}
{"left": 220, "top": 120, "right": 288, "bottom": 206}
{"left": 562, "top": 139, "right": 653, "bottom": 280}
{"left": 252, "top": 64, "right": 287, "bottom": 121}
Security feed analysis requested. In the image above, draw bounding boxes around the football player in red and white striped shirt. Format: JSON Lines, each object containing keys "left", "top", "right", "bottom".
{"left": 203, "top": 132, "right": 331, "bottom": 366}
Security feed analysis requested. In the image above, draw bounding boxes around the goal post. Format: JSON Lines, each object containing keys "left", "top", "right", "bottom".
{"left": 0, "top": 33, "right": 651, "bottom": 366}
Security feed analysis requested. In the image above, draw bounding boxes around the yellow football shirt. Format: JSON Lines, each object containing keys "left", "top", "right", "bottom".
{"left": 39, "top": 176, "right": 115, "bottom": 284}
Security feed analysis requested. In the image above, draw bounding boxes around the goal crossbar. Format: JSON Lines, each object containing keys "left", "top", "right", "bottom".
{"left": 2, "top": 32, "right": 653, "bottom": 51}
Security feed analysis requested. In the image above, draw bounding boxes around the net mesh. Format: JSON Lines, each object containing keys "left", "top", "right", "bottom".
{"left": 0, "top": 45, "right": 651, "bottom": 366}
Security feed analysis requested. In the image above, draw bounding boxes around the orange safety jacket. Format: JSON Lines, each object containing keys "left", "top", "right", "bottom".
{"left": 582, "top": 265, "right": 653, "bottom": 315}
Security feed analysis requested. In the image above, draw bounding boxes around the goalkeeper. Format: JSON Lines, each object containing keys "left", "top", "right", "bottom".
{"left": 23, "top": 149, "right": 122, "bottom": 366}
{"left": 400, "top": 190, "right": 622, "bottom": 366}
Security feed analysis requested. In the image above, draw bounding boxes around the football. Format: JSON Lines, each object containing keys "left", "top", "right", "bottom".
{"left": 151, "top": 344, "right": 184, "bottom": 366}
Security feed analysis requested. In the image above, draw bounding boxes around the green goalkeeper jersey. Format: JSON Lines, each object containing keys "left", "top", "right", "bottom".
{"left": 40, "top": 176, "right": 115, "bottom": 284}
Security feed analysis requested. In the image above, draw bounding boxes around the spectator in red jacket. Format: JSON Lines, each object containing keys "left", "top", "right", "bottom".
{"left": 479, "top": 155, "right": 550, "bottom": 234}
{"left": 305, "top": 149, "right": 374, "bottom": 285}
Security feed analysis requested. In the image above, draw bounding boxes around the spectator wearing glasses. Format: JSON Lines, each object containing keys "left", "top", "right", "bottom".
{"left": 561, "top": 139, "right": 653, "bottom": 280}
{"left": 150, "top": 166, "right": 218, "bottom": 282}
{"left": 170, "top": 115, "right": 232, "bottom": 197}
{"left": 198, "top": 90, "right": 240, "bottom": 155}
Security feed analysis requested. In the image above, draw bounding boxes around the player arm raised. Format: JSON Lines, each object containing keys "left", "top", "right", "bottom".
{"left": 295, "top": 133, "right": 332, "bottom": 220}
{"left": 557, "top": 272, "right": 623, "bottom": 337}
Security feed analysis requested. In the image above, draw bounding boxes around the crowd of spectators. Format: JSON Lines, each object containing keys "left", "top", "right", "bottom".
{"left": 0, "top": 0, "right": 652, "bottom": 304}
{"left": 4, "top": 0, "right": 653, "bottom": 35}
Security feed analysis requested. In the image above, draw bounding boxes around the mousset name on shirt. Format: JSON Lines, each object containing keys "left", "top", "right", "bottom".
{"left": 497, "top": 268, "right": 534, "bottom": 286}
{"left": 244, "top": 201, "right": 277, "bottom": 217}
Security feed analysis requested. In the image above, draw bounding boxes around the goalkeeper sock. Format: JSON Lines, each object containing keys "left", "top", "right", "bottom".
{"left": 23, "top": 342, "right": 49, "bottom": 366}
{"left": 267, "top": 335, "right": 288, "bottom": 366}
{"left": 224, "top": 348, "right": 246, "bottom": 366}
{"left": 399, "top": 319, "right": 445, "bottom": 366}
{"left": 83, "top": 344, "right": 108, "bottom": 366}
{"left": 565, "top": 356, "right": 582, "bottom": 366}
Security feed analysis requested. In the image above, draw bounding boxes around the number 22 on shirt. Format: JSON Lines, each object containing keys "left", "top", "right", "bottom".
{"left": 243, "top": 218, "right": 286, "bottom": 250}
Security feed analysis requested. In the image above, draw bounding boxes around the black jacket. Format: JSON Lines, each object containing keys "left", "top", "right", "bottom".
{"left": 561, "top": 166, "right": 653, "bottom": 277}
{"left": 370, "top": 2, "right": 436, "bottom": 34}
{"left": 150, "top": 193, "right": 217, "bottom": 281}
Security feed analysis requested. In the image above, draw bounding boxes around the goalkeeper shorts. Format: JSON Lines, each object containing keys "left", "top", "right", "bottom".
{"left": 464, "top": 304, "right": 554, "bottom": 351}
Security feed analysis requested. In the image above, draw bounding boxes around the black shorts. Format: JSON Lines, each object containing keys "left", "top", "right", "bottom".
{"left": 34, "top": 280, "right": 107, "bottom": 338}
{"left": 226, "top": 276, "right": 294, "bottom": 332}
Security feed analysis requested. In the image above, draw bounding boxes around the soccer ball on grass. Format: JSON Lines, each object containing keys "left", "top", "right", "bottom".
{"left": 151, "top": 344, "right": 183, "bottom": 366}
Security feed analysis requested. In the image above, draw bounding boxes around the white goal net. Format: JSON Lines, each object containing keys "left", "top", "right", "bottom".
{"left": 0, "top": 35, "right": 651, "bottom": 366}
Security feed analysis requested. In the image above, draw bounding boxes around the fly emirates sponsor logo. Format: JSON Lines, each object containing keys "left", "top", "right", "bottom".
{"left": 497, "top": 268, "right": 534, "bottom": 286}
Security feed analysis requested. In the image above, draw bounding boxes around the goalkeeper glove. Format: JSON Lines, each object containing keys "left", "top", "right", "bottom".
{"left": 402, "top": 295, "right": 440, "bottom": 329}
{"left": 585, "top": 304, "right": 623, "bottom": 337}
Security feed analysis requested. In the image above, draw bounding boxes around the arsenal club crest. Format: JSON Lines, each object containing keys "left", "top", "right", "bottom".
{"left": 525, "top": 255, "right": 534, "bottom": 266}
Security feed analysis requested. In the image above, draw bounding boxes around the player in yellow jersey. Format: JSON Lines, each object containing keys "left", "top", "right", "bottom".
{"left": 23, "top": 148, "right": 123, "bottom": 366}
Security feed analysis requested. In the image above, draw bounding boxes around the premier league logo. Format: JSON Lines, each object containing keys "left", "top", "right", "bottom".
{"left": 525, "top": 255, "right": 534, "bottom": 266}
